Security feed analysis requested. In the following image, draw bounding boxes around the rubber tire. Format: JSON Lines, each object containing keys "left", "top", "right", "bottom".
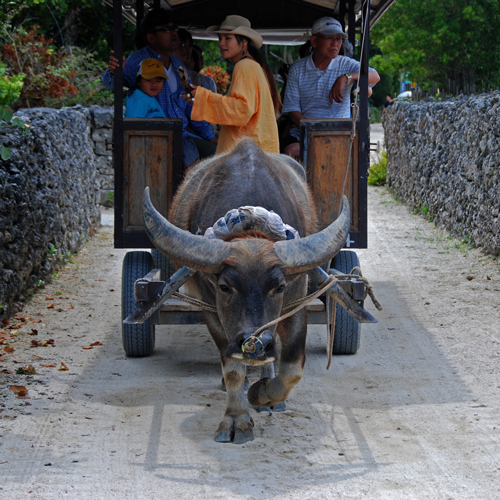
{"left": 151, "top": 248, "right": 176, "bottom": 281}
{"left": 122, "top": 251, "right": 155, "bottom": 357}
{"left": 330, "top": 250, "right": 361, "bottom": 355}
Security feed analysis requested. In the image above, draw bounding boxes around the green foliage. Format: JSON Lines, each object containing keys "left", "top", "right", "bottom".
{"left": 1, "top": 105, "right": 30, "bottom": 160}
{"left": 63, "top": 250, "right": 74, "bottom": 264}
{"left": 195, "top": 40, "right": 227, "bottom": 70}
{"left": 0, "top": 58, "right": 29, "bottom": 160}
{"left": 368, "top": 151, "right": 387, "bottom": 186}
{"left": 369, "top": 67, "right": 400, "bottom": 108}
{"left": 47, "top": 244, "right": 57, "bottom": 260}
{"left": 47, "top": 46, "right": 111, "bottom": 108}
{"left": 0, "top": 25, "right": 111, "bottom": 109}
{"left": 46, "top": 244, "right": 74, "bottom": 264}
{"left": 0, "top": 60, "right": 24, "bottom": 105}
{"left": 411, "top": 202, "right": 434, "bottom": 222}
{"left": 105, "top": 190, "right": 114, "bottom": 204}
{"left": 369, "top": 106, "right": 382, "bottom": 124}
{"left": 5, "top": 0, "right": 137, "bottom": 61}
{"left": 1, "top": 25, "right": 77, "bottom": 108}
{"left": 371, "top": 0, "right": 500, "bottom": 92}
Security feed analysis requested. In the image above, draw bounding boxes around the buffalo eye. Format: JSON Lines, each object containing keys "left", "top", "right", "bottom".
{"left": 219, "top": 284, "right": 231, "bottom": 293}
{"left": 276, "top": 284, "right": 285, "bottom": 294}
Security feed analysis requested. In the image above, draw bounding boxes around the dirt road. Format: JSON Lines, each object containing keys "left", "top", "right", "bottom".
{"left": 1, "top": 185, "right": 499, "bottom": 499}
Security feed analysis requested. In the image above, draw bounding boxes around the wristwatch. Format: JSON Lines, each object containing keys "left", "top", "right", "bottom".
{"left": 344, "top": 73, "right": 352, "bottom": 84}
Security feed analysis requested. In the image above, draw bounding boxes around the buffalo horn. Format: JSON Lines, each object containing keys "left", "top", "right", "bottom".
{"left": 143, "top": 187, "right": 230, "bottom": 272}
{"left": 275, "top": 195, "right": 350, "bottom": 274}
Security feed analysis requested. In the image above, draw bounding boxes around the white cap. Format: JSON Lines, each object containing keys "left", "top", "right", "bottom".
{"left": 311, "top": 17, "right": 347, "bottom": 39}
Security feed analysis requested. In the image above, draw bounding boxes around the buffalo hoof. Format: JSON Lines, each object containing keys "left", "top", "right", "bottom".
{"left": 233, "top": 427, "right": 254, "bottom": 444}
{"left": 271, "top": 401, "right": 286, "bottom": 412}
{"left": 214, "top": 428, "right": 232, "bottom": 443}
{"left": 214, "top": 418, "right": 254, "bottom": 444}
{"left": 254, "top": 401, "right": 286, "bottom": 413}
{"left": 254, "top": 404, "right": 272, "bottom": 413}
{"left": 247, "top": 378, "right": 271, "bottom": 407}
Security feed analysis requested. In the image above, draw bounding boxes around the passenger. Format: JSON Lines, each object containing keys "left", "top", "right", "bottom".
{"left": 299, "top": 40, "right": 312, "bottom": 59}
{"left": 102, "top": 8, "right": 217, "bottom": 169}
{"left": 281, "top": 17, "right": 380, "bottom": 159}
{"left": 125, "top": 59, "right": 167, "bottom": 118}
{"left": 176, "top": 29, "right": 217, "bottom": 93}
{"left": 191, "top": 45, "right": 218, "bottom": 93}
{"left": 181, "top": 15, "right": 280, "bottom": 154}
{"left": 191, "top": 45, "right": 205, "bottom": 72}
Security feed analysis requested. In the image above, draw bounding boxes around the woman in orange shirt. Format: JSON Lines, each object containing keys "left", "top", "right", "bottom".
{"left": 181, "top": 15, "right": 280, "bottom": 154}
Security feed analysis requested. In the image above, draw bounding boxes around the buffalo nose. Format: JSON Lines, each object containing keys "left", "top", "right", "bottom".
{"left": 241, "top": 330, "right": 273, "bottom": 358}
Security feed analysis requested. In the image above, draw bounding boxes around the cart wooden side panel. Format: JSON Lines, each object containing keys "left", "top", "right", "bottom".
{"left": 114, "top": 118, "right": 183, "bottom": 248}
{"left": 300, "top": 119, "right": 367, "bottom": 249}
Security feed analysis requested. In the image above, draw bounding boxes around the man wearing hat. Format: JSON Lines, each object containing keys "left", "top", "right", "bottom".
{"left": 102, "top": 8, "right": 217, "bottom": 169}
{"left": 281, "top": 17, "right": 380, "bottom": 160}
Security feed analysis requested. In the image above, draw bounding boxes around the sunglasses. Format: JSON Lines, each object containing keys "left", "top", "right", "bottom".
{"left": 152, "top": 25, "right": 178, "bottom": 34}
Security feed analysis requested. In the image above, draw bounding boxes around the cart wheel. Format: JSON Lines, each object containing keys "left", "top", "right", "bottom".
{"left": 327, "top": 250, "right": 361, "bottom": 355}
{"left": 151, "top": 248, "right": 176, "bottom": 280}
{"left": 122, "top": 251, "right": 155, "bottom": 357}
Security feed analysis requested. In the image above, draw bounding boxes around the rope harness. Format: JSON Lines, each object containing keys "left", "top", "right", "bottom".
{"left": 172, "top": 266, "right": 381, "bottom": 368}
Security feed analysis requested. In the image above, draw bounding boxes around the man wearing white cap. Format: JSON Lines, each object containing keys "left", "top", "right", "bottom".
{"left": 281, "top": 17, "right": 380, "bottom": 160}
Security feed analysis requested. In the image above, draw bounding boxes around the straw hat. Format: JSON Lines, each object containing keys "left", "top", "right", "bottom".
{"left": 207, "top": 15, "right": 263, "bottom": 49}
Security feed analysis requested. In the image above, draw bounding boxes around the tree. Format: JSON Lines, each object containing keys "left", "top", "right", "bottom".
{"left": 371, "top": 0, "right": 500, "bottom": 93}
{"left": 3, "top": 0, "right": 137, "bottom": 61}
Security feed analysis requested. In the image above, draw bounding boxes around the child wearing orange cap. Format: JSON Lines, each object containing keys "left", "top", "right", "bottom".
{"left": 125, "top": 58, "right": 168, "bottom": 118}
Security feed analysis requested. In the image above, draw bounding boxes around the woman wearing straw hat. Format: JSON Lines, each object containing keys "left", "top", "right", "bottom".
{"left": 181, "top": 15, "right": 280, "bottom": 154}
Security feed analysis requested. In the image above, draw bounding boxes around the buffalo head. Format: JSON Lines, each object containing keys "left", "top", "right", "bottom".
{"left": 143, "top": 187, "right": 350, "bottom": 365}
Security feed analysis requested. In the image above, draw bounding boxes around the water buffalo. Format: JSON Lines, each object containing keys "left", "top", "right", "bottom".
{"left": 144, "top": 139, "right": 349, "bottom": 443}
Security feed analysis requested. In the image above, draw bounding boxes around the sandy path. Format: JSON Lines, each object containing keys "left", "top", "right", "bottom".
{"left": 0, "top": 185, "right": 499, "bottom": 499}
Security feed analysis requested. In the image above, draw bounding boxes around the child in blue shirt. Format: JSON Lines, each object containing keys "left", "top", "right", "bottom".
{"left": 125, "top": 58, "right": 168, "bottom": 118}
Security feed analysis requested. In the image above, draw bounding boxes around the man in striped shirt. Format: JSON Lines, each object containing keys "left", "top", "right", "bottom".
{"left": 281, "top": 17, "right": 380, "bottom": 160}
{"left": 102, "top": 9, "right": 217, "bottom": 169}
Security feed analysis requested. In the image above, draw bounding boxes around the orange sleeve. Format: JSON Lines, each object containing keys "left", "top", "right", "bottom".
{"left": 191, "top": 63, "right": 257, "bottom": 126}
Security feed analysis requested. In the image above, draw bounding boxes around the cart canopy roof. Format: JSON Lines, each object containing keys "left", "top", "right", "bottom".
{"left": 107, "top": 0, "right": 395, "bottom": 44}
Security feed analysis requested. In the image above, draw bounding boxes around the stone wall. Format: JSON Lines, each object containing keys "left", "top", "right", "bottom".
{"left": 0, "top": 106, "right": 101, "bottom": 318}
{"left": 90, "top": 106, "right": 114, "bottom": 207}
{"left": 383, "top": 92, "right": 500, "bottom": 256}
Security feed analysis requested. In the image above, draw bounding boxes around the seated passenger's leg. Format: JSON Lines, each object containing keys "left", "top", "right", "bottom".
{"left": 191, "top": 136, "right": 217, "bottom": 160}
{"left": 182, "top": 137, "right": 200, "bottom": 169}
{"left": 283, "top": 141, "right": 300, "bottom": 161}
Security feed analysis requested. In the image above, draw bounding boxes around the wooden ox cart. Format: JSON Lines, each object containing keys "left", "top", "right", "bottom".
{"left": 107, "top": 0, "right": 391, "bottom": 358}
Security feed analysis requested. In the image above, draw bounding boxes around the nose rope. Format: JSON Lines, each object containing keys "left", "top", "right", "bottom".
{"left": 171, "top": 269, "right": 381, "bottom": 354}
{"left": 242, "top": 274, "right": 337, "bottom": 354}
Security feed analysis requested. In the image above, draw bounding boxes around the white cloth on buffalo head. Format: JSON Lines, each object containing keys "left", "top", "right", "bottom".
{"left": 204, "top": 206, "right": 300, "bottom": 241}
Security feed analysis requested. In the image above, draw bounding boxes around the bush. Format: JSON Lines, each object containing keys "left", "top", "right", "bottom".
{"left": 0, "top": 60, "right": 28, "bottom": 160}
{"left": 368, "top": 150, "right": 387, "bottom": 186}
{"left": 49, "top": 46, "right": 112, "bottom": 108}
{"left": 201, "top": 65, "right": 231, "bottom": 94}
{"left": 0, "top": 25, "right": 111, "bottom": 109}
{"left": 1, "top": 26, "right": 76, "bottom": 108}
{"left": 0, "top": 60, "right": 24, "bottom": 106}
